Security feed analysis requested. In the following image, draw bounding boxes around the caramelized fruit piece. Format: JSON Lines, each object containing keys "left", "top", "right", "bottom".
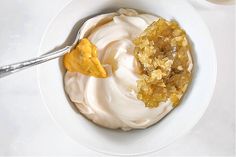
{"left": 63, "top": 38, "right": 107, "bottom": 78}
{"left": 134, "top": 19, "right": 192, "bottom": 108}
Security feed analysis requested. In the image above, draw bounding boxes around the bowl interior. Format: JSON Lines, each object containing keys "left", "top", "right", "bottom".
{"left": 37, "top": 0, "right": 217, "bottom": 155}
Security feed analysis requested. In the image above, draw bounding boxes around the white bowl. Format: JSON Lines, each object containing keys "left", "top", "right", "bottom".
{"left": 37, "top": 0, "right": 217, "bottom": 155}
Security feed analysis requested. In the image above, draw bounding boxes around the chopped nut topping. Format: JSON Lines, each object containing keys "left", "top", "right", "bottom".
{"left": 134, "top": 19, "right": 192, "bottom": 108}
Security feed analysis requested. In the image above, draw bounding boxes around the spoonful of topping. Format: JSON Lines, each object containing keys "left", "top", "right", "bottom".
{"left": 0, "top": 20, "right": 107, "bottom": 78}
{"left": 63, "top": 38, "right": 107, "bottom": 78}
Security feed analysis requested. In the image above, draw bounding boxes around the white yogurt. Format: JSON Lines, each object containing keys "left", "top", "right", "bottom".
{"left": 64, "top": 9, "right": 174, "bottom": 131}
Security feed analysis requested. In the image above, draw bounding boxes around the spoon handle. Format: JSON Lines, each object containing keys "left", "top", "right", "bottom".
{"left": 0, "top": 46, "right": 71, "bottom": 78}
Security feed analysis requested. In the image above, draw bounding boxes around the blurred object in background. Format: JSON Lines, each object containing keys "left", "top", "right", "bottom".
{"left": 207, "top": 0, "right": 235, "bottom": 5}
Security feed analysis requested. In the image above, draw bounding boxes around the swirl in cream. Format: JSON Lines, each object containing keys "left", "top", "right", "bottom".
{"left": 64, "top": 9, "right": 174, "bottom": 131}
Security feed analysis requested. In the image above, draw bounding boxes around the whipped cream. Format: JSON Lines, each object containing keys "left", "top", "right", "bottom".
{"left": 64, "top": 9, "right": 174, "bottom": 131}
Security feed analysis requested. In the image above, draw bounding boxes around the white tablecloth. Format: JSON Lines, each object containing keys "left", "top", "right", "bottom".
{"left": 0, "top": 0, "right": 235, "bottom": 156}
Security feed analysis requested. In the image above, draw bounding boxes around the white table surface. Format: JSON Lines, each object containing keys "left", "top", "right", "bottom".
{"left": 0, "top": 0, "right": 235, "bottom": 156}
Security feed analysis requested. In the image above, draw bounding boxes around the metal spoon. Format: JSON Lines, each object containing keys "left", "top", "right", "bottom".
{"left": 0, "top": 26, "right": 82, "bottom": 78}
